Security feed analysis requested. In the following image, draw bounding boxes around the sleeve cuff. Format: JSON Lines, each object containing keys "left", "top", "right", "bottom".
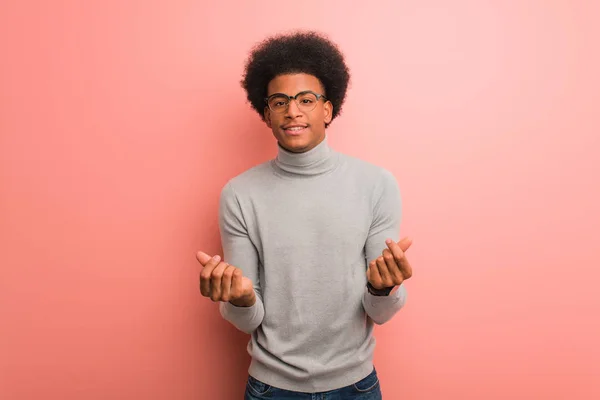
{"left": 221, "top": 299, "right": 259, "bottom": 317}
{"left": 364, "top": 283, "right": 403, "bottom": 306}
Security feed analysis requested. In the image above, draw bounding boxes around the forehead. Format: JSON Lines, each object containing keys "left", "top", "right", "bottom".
{"left": 267, "top": 73, "right": 324, "bottom": 95}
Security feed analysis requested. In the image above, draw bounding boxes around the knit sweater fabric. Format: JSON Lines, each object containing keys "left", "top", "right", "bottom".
{"left": 217, "top": 136, "right": 407, "bottom": 392}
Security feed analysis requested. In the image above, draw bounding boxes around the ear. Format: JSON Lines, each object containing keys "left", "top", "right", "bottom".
{"left": 264, "top": 107, "right": 272, "bottom": 128}
{"left": 324, "top": 100, "right": 333, "bottom": 125}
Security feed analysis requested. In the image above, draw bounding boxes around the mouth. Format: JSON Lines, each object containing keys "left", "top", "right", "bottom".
{"left": 281, "top": 124, "right": 308, "bottom": 136}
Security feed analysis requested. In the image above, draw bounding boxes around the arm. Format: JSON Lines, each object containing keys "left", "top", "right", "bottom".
{"left": 218, "top": 182, "right": 265, "bottom": 334}
{"left": 362, "top": 170, "right": 407, "bottom": 325}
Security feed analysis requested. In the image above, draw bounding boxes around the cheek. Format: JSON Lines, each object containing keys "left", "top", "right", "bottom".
{"left": 267, "top": 113, "right": 280, "bottom": 128}
{"left": 313, "top": 109, "right": 328, "bottom": 125}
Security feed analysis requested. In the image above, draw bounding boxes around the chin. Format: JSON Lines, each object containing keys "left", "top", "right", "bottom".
{"left": 276, "top": 134, "right": 309, "bottom": 152}
{"left": 277, "top": 132, "right": 324, "bottom": 153}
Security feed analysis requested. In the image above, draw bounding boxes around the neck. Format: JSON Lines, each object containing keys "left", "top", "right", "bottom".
{"left": 273, "top": 135, "right": 338, "bottom": 176}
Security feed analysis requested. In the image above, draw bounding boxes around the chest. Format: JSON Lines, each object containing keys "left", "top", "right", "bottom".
{"left": 247, "top": 178, "right": 373, "bottom": 251}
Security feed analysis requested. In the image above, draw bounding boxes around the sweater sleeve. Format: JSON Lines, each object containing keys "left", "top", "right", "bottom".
{"left": 361, "top": 170, "right": 407, "bottom": 325}
{"left": 217, "top": 182, "right": 265, "bottom": 334}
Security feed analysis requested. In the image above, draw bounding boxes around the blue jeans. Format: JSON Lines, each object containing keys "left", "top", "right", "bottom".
{"left": 244, "top": 367, "right": 382, "bottom": 399}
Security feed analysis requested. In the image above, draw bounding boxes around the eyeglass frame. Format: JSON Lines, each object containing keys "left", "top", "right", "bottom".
{"left": 264, "top": 90, "right": 328, "bottom": 113}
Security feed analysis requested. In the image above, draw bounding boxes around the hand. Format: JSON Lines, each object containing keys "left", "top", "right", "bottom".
{"left": 367, "top": 237, "right": 413, "bottom": 290}
{"left": 196, "top": 251, "right": 256, "bottom": 307}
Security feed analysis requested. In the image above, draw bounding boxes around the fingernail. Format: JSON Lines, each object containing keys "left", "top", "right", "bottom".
{"left": 386, "top": 239, "right": 392, "bottom": 244}
{"left": 213, "top": 255, "right": 221, "bottom": 262}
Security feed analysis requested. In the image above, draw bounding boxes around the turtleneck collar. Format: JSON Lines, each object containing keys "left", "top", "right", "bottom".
{"left": 272, "top": 135, "right": 338, "bottom": 177}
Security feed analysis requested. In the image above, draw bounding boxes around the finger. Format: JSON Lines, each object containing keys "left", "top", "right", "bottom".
{"left": 210, "top": 261, "right": 229, "bottom": 301}
{"left": 199, "top": 255, "right": 221, "bottom": 297}
{"left": 383, "top": 249, "right": 404, "bottom": 285}
{"left": 376, "top": 256, "right": 392, "bottom": 288}
{"left": 398, "top": 237, "right": 413, "bottom": 252}
{"left": 220, "top": 265, "right": 236, "bottom": 302}
{"left": 196, "top": 251, "right": 212, "bottom": 266}
{"left": 231, "top": 269, "right": 243, "bottom": 299}
{"left": 367, "top": 259, "right": 382, "bottom": 288}
{"left": 386, "top": 239, "right": 414, "bottom": 282}
{"left": 385, "top": 238, "right": 410, "bottom": 264}
{"left": 398, "top": 255, "right": 413, "bottom": 280}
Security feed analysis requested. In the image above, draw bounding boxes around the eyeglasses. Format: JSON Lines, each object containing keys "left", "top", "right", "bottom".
{"left": 264, "top": 90, "right": 327, "bottom": 113}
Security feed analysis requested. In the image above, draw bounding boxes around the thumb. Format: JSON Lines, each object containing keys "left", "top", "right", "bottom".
{"left": 196, "top": 251, "right": 212, "bottom": 266}
{"left": 398, "top": 237, "right": 413, "bottom": 252}
{"left": 241, "top": 276, "right": 254, "bottom": 296}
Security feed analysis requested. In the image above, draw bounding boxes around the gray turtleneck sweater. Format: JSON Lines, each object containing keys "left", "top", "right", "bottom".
{"left": 217, "top": 136, "right": 407, "bottom": 393}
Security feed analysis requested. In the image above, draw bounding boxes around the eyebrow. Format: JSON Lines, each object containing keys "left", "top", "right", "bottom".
{"left": 266, "top": 90, "right": 323, "bottom": 98}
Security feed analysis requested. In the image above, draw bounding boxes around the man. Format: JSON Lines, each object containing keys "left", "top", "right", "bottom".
{"left": 197, "top": 30, "right": 413, "bottom": 399}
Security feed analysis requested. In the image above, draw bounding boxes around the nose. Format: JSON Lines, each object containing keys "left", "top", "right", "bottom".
{"left": 284, "top": 98, "right": 303, "bottom": 119}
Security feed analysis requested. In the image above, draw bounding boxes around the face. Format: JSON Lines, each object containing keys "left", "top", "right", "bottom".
{"left": 264, "top": 73, "right": 333, "bottom": 153}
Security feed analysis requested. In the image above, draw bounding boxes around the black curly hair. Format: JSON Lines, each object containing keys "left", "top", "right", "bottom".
{"left": 241, "top": 30, "right": 351, "bottom": 127}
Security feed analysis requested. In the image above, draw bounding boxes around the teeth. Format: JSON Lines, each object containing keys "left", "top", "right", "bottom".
{"left": 287, "top": 126, "right": 304, "bottom": 131}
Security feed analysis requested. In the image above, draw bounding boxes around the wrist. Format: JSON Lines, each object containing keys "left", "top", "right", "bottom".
{"left": 229, "top": 292, "right": 256, "bottom": 307}
{"left": 367, "top": 281, "right": 395, "bottom": 296}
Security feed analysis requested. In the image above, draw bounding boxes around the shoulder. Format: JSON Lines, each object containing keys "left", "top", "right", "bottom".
{"left": 337, "top": 152, "right": 399, "bottom": 189}
{"left": 220, "top": 161, "right": 273, "bottom": 200}
{"left": 337, "top": 153, "right": 401, "bottom": 216}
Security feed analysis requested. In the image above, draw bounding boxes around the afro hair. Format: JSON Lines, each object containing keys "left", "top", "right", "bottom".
{"left": 241, "top": 30, "right": 351, "bottom": 127}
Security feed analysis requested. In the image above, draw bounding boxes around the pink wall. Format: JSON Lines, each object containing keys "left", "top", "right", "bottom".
{"left": 1, "top": 1, "right": 598, "bottom": 399}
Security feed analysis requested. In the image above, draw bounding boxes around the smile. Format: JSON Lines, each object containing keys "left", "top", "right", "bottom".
{"left": 282, "top": 125, "right": 308, "bottom": 135}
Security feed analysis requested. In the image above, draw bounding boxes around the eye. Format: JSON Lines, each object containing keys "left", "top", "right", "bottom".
{"left": 268, "top": 97, "right": 288, "bottom": 109}
{"left": 297, "top": 93, "right": 318, "bottom": 105}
